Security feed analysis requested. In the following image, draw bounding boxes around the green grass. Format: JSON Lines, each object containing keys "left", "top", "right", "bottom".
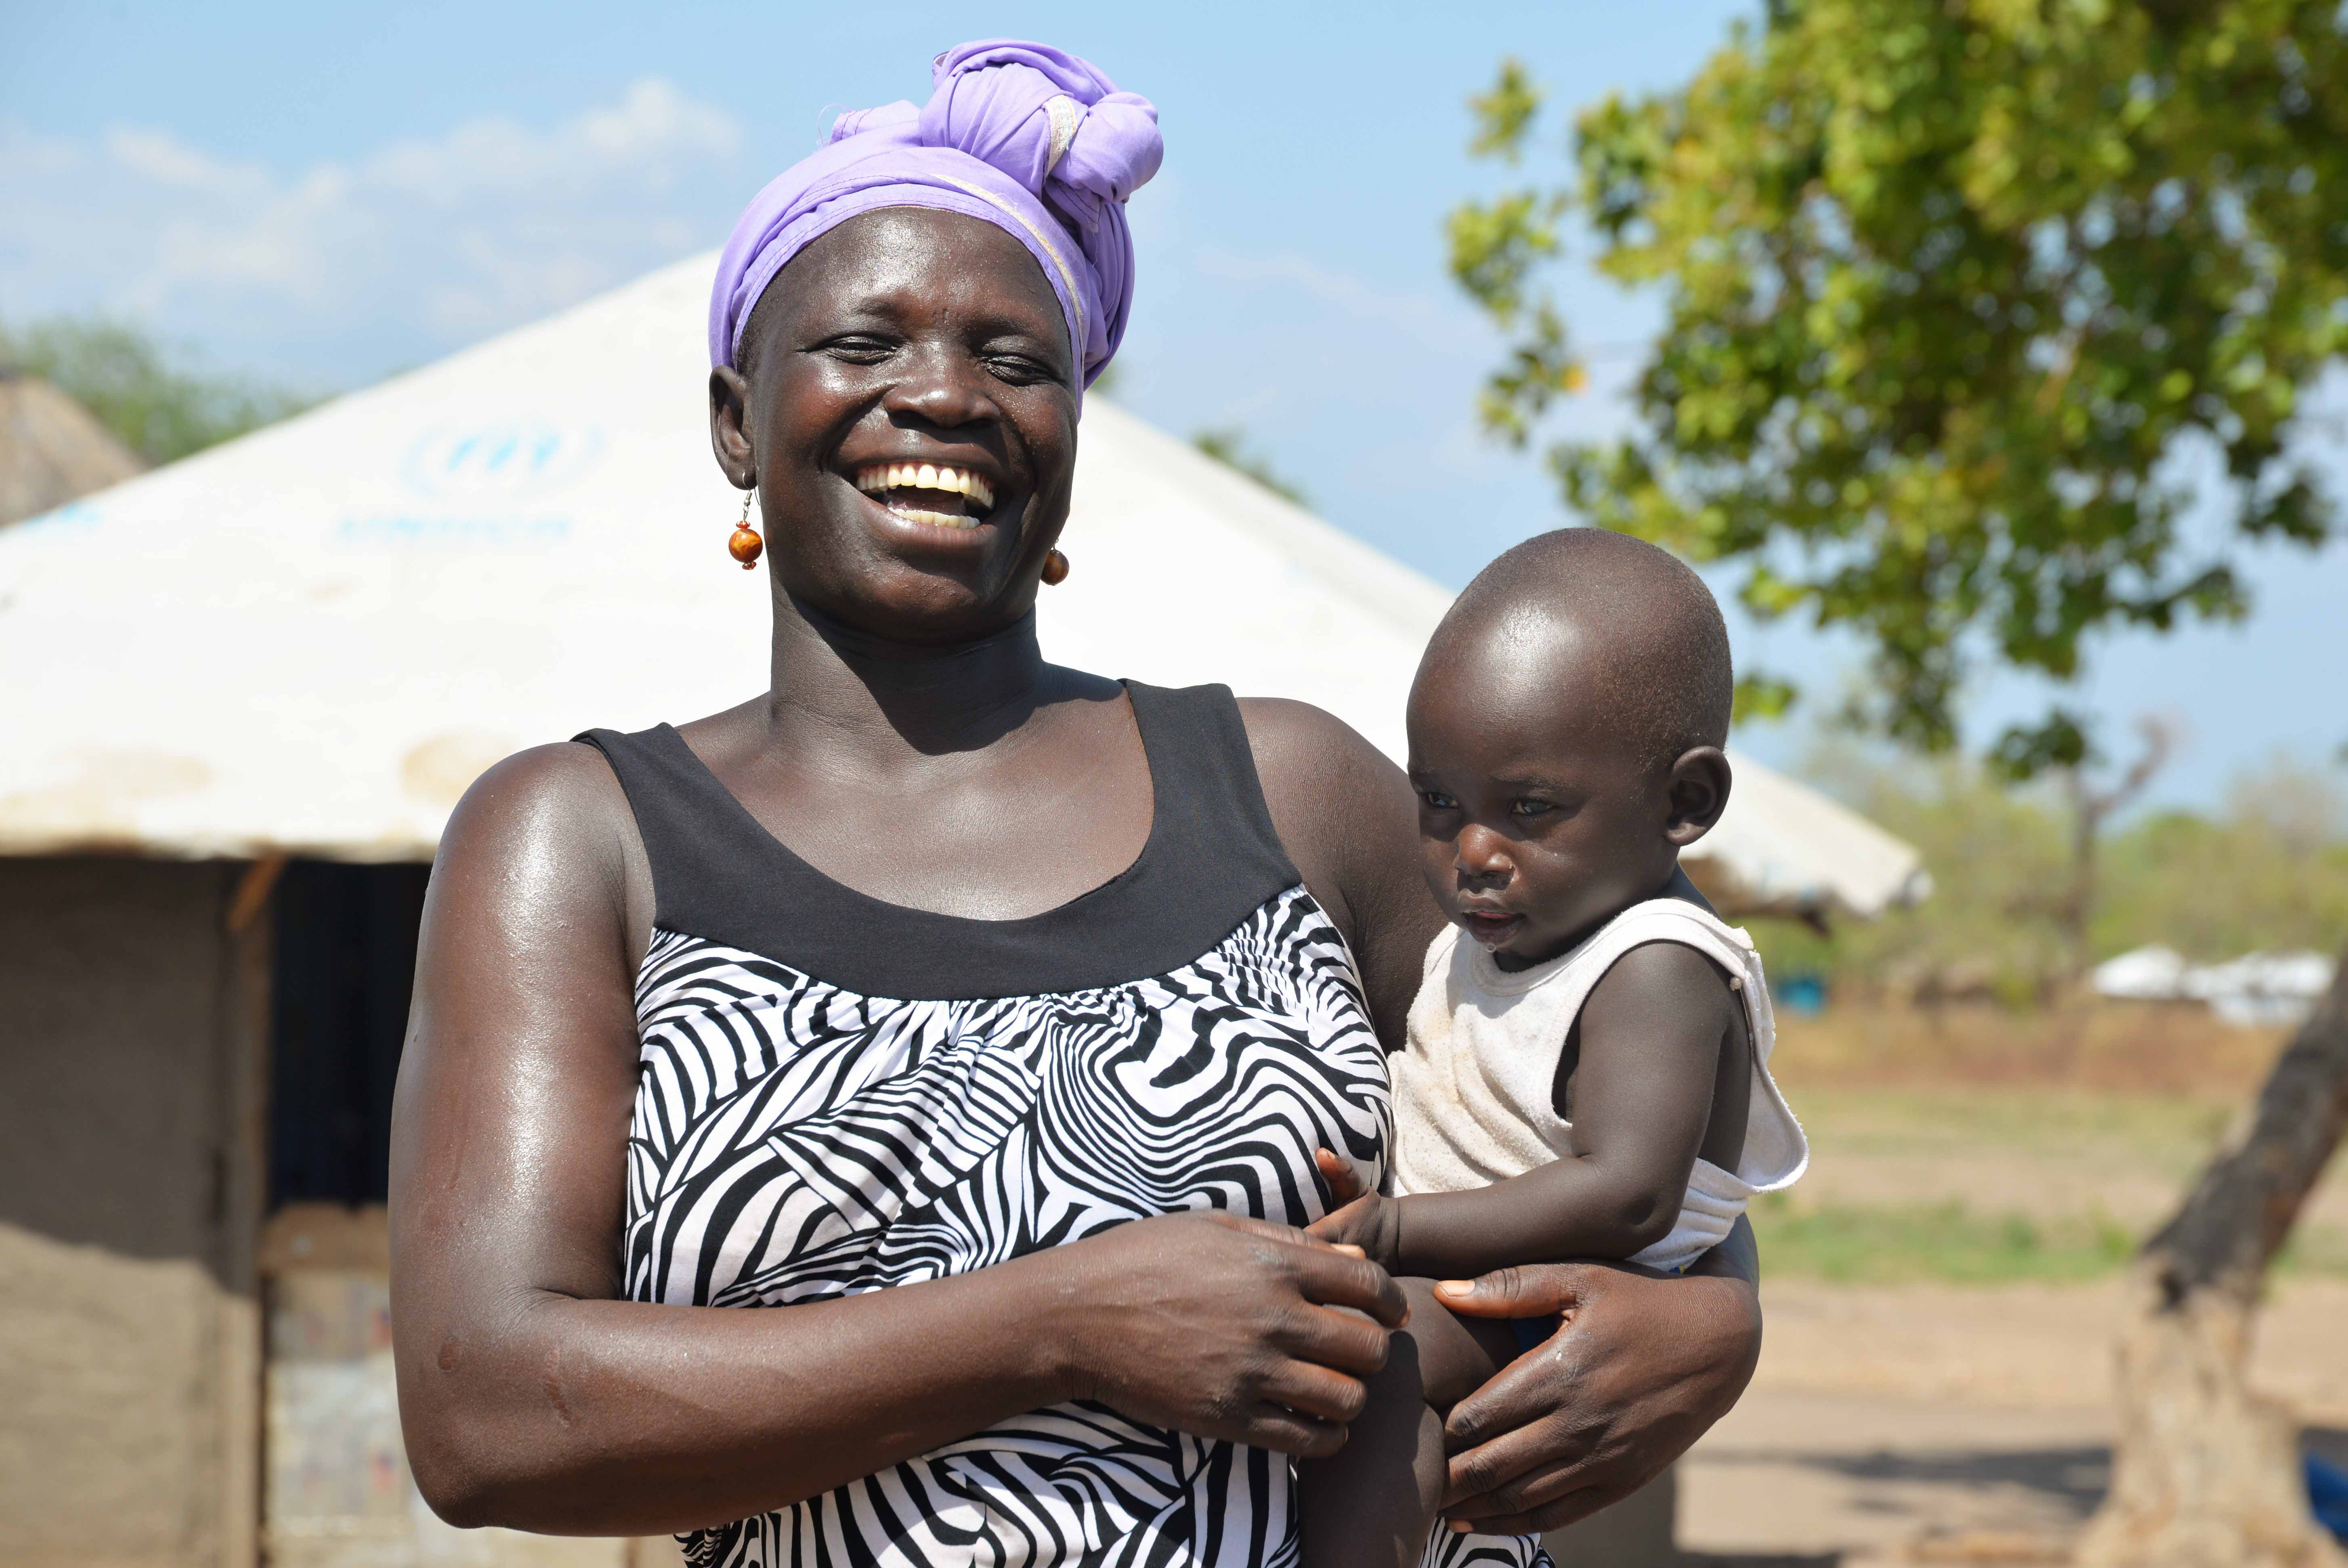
{"left": 1752, "top": 1194, "right": 2139, "bottom": 1283}
{"left": 1752, "top": 1193, "right": 2348, "bottom": 1285}
{"left": 1789, "top": 1085, "right": 2235, "bottom": 1168}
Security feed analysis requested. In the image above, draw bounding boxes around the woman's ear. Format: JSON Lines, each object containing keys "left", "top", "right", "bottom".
{"left": 709, "top": 365, "right": 755, "bottom": 487}
{"left": 1663, "top": 746, "right": 1733, "bottom": 848}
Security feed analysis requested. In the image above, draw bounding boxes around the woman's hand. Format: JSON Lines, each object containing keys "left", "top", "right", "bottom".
{"left": 1428, "top": 1241, "right": 1763, "bottom": 1533}
{"left": 1049, "top": 1211, "right": 1408, "bottom": 1458}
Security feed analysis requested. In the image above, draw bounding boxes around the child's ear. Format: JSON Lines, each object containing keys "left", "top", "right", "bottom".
{"left": 1663, "top": 747, "right": 1732, "bottom": 848}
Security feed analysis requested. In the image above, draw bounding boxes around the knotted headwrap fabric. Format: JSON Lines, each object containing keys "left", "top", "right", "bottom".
{"left": 708, "top": 40, "right": 1161, "bottom": 390}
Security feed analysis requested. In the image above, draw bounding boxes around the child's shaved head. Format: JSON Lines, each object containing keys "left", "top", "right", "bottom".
{"left": 1406, "top": 529, "right": 1737, "bottom": 966}
{"left": 1426, "top": 529, "right": 1732, "bottom": 772}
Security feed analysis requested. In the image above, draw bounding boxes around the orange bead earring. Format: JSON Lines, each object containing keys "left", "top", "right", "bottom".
{"left": 728, "top": 488, "right": 763, "bottom": 571}
{"left": 1041, "top": 548, "right": 1070, "bottom": 586}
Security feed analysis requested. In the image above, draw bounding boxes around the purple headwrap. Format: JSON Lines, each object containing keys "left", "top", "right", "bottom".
{"left": 708, "top": 40, "right": 1161, "bottom": 388}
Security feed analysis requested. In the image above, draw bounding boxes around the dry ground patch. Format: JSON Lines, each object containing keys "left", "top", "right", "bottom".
{"left": 1666, "top": 1001, "right": 2348, "bottom": 1560}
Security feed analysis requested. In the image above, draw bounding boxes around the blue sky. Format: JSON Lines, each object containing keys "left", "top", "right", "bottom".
{"left": 4, "top": 1, "right": 2342, "bottom": 812}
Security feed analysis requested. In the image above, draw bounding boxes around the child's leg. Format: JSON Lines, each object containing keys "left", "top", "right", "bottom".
{"left": 1297, "top": 1278, "right": 1523, "bottom": 1568}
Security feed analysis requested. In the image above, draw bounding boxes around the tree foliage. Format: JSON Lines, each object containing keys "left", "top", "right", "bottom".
{"left": 0, "top": 315, "right": 318, "bottom": 466}
{"left": 1756, "top": 745, "right": 2348, "bottom": 999}
{"left": 1450, "top": 1, "right": 2348, "bottom": 768}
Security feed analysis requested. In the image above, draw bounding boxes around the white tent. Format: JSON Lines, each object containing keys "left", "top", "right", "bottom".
{"left": 0, "top": 255, "right": 1925, "bottom": 920}
{"left": 2094, "top": 944, "right": 2333, "bottom": 1027}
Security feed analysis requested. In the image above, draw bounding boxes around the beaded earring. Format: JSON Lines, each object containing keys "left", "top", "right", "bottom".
{"left": 1041, "top": 549, "right": 1070, "bottom": 586}
{"left": 728, "top": 489, "right": 763, "bottom": 571}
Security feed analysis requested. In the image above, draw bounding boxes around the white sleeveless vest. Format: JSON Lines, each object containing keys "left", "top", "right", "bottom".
{"left": 1389, "top": 897, "right": 1808, "bottom": 1273}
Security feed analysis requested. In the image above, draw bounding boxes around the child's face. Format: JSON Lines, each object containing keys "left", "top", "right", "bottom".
{"left": 1406, "top": 647, "right": 1681, "bottom": 970}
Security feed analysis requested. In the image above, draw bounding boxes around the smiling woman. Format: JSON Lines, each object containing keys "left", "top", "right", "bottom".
{"left": 711, "top": 207, "right": 1080, "bottom": 650}
{"left": 386, "top": 38, "right": 1765, "bottom": 1568}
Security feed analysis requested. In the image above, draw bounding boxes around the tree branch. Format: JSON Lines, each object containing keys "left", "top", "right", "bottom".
{"left": 2142, "top": 945, "right": 2348, "bottom": 1306}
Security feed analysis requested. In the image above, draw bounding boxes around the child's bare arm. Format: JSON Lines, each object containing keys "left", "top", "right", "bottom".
{"left": 1312, "top": 941, "right": 1740, "bottom": 1279}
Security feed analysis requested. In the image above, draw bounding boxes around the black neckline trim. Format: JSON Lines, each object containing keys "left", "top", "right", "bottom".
{"left": 579, "top": 681, "right": 1303, "bottom": 1001}
{"left": 649, "top": 680, "right": 1169, "bottom": 936}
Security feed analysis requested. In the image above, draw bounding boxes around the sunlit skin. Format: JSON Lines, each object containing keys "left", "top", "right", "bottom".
{"left": 388, "top": 209, "right": 1763, "bottom": 1545}
{"left": 1406, "top": 610, "right": 1730, "bottom": 971}
{"left": 716, "top": 207, "right": 1078, "bottom": 646}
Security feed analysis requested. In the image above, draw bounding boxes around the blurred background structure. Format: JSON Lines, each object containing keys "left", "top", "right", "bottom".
{"left": 2, "top": 3, "right": 2345, "bottom": 1568}
{"left": 0, "top": 368, "right": 147, "bottom": 528}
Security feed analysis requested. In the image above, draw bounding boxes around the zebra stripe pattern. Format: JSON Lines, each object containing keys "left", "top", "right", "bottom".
{"left": 626, "top": 884, "right": 1542, "bottom": 1568}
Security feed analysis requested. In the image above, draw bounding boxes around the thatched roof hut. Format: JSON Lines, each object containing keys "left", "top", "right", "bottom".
{"left": 0, "top": 369, "right": 147, "bottom": 527}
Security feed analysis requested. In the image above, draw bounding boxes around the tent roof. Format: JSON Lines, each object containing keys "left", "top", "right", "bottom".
{"left": 0, "top": 255, "right": 1926, "bottom": 920}
{"left": 0, "top": 372, "right": 147, "bottom": 529}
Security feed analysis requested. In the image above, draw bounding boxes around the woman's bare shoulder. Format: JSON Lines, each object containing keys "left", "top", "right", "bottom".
{"left": 1235, "top": 697, "right": 1406, "bottom": 851}
{"left": 1233, "top": 697, "right": 1398, "bottom": 797}
{"left": 1234, "top": 699, "right": 1437, "bottom": 1046}
{"left": 431, "top": 741, "right": 650, "bottom": 967}
{"left": 443, "top": 742, "right": 632, "bottom": 854}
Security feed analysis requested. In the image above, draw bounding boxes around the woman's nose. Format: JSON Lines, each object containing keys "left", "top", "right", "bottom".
{"left": 885, "top": 345, "right": 997, "bottom": 430}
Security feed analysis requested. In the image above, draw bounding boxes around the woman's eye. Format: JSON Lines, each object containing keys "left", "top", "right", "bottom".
{"left": 984, "top": 354, "right": 1056, "bottom": 384}
{"left": 823, "top": 337, "right": 894, "bottom": 362}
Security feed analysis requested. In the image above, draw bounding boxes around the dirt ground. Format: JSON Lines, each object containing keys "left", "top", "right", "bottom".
{"left": 1678, "top": 1277, "right": 2348, "bottom": 1561}
{"left": 1665, "top": 1002, "right": 2348, "bottom": 1562}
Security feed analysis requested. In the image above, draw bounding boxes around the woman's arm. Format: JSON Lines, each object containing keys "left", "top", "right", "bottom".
{"left": 1240, "top": 699, "right": 1443, "bottom": 1050}
{"left": 390, "top": 745, "right": 1406, "bottom": 1535}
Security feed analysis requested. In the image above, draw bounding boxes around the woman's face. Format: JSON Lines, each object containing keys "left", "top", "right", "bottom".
{"left": 711, "top": 207, "right": 1081, "bottom": 644}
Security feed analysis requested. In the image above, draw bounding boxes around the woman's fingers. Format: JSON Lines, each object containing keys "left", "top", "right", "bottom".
{"left": 1430, "top": 1263, "right": 1586, "bottom": 1320}
{"left": 1438, "top": 1261, "right": 1754, "bottom": 1532}
{"left": 1269, "top": 1301, "right": 1393, "bottom": 1377}
{"left": 1444, "top": 1398, "right": 1596, "bottom": 1515}
{"left": 1446, "top": 1417, "right": 1634, "bottom": 1521}
{"left": 1442, "top": 1325, "right": 1585, "bottom": 1457}
{"left": 1232, "top": 1403, "right": 1353, "bottom": 1459}
{"left": 1055, "top": 1211, "right": 1416, "bottom": 1453}
{"left": 1438, "top": 1295, "right": 1601, "bottom": 1518}
{"left": 1193, "top": 1210, "right": 1337, "bottom": 1250}
{"left": 1288, "top": 1244, "right": 1409, "bottom": 1328}
{"left": 1183, "top": 1212, "right": 1400, "bottom": 1322}
{"left": 1446, "top": 1475, "right": 1625, "bottom": 1536}
{"left": 1253, "top": 1358, "right": 1374, "bottom": 1425}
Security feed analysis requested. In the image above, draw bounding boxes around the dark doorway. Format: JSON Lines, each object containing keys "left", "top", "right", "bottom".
{"left": 268, "top": 860, "right": 431, "bottom": 1209}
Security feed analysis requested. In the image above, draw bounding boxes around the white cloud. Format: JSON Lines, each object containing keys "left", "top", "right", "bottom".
{"left": 0, "top": 80, "right": 744, "bottom": 379}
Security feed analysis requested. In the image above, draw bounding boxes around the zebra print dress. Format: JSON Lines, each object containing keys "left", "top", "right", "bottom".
{"left": 580, "top": 683, "right": 1544, "bottom": 1568}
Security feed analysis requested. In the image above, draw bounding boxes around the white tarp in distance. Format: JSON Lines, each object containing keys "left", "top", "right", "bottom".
{"left": 0, "top": 255, "right": 1926, "bottom": 921}
{"left": 2094, "top": 944, "right": 2334, "bottom": 1027}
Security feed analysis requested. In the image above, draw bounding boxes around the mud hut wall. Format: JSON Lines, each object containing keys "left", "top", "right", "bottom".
{"left": 0, "top": 856, "right": 264, "bottom": 1568}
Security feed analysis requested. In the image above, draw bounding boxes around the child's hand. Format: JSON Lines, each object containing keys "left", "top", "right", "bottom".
{"left": 1306, "top": 1148, "right": 1404, "bottom": 1270}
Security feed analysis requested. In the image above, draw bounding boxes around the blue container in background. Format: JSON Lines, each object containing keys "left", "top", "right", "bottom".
{"left": 1776, "top": 973, "right": 1828, "bottom": 1017}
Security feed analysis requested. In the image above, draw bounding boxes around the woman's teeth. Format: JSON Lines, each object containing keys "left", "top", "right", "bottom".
{"left": 853, "top": 463, "right": 996, "bottom": 531}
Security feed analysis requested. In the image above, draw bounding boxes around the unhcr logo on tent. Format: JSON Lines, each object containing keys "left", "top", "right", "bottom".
{"left": 401, "top": 423, "right": 606, "bottom": 500}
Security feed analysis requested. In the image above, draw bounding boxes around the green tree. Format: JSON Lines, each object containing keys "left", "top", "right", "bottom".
{"left": 2100, "top": 756, "right": 2348, "bottom": 959}
{"left": 1450, "top": 4, "right": 2346, "bottom": 775}
{"left": 1748, "top": 747, "right": 2348, "bottom": 998}
{"left": 1449, "top": 10, "right": 2348, "bottom": 1562}
{"left": 0, "top": 315, "right": 318, "bottom": 466}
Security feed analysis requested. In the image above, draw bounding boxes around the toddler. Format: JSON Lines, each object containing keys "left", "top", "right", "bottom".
{"left": 1299, "top": 529, "right": 1807, "bottom": 1567}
